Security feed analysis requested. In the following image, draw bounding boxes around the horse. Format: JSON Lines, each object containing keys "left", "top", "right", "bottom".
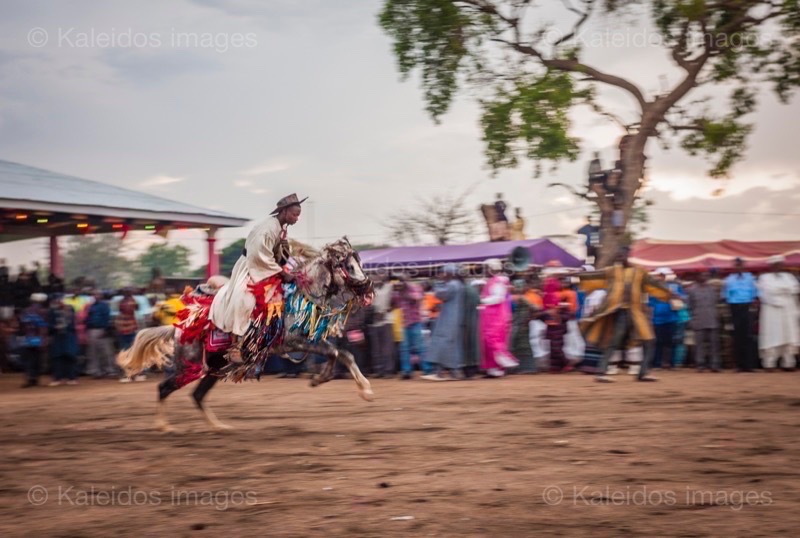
{"left": 117, "top": 237, "right": 374, "bottom": 432}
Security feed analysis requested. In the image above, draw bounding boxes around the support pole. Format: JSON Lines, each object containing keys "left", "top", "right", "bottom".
{"left": 49, "top": 236, "right": 63, "bottom": 278}
{"left": 206, "top": 228, "right": 219, "bottom": 279}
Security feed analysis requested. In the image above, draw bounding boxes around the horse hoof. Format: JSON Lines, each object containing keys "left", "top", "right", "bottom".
{"left": 359, "top": 389, "right": 374, "bottom": 402}
{"left": 309, "top": 376, "right": 320, "bottom": 387}
{"left": 212, "top": 424, "right": 235, "bottom": 432}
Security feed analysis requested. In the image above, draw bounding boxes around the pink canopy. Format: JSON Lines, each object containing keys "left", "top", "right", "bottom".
{"left": 630, "top": 239, "right": 800, "bottom": 273}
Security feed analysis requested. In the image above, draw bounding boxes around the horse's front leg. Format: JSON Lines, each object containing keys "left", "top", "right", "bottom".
{"left": 282, "top": 338, "right": 373, "bottom": 401}
{"left": 334, "top": 347, "right": 373, "bottom": 402}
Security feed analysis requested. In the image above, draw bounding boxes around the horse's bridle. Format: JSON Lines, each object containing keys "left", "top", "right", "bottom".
{"left": 321, "top": 244, "right": 372, "bottom": 302}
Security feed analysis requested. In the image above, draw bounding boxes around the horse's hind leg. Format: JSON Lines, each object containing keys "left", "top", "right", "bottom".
{"left": 192, "top": 374, "right": 233, "bottom": 431}
{"left": 156, "top": 377, "right": 180, "bottom": 433}
{"left": 155, "top": 347, "right": 204, "bottom": 432}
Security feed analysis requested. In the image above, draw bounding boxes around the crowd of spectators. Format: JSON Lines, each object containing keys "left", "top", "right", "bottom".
{"left": 0, "top": 259, "right": 186, "bottom": 387}
{"left": 1, "top": 255, "right": 798, "bottom": 387}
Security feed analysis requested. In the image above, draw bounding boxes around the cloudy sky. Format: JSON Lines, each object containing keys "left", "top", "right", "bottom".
{"left": 1, "top": 0, "right": 798, "bottom": 268}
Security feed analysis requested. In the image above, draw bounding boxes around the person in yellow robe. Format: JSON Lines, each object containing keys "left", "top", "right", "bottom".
{"left": 153, "top": 290, "right": 185, "bottom": 327}
{"left": 509, "top": 208, "right": 526, "bottom": 241}
{"left": 578, "top": 247, "right": 673, "bottom": 383}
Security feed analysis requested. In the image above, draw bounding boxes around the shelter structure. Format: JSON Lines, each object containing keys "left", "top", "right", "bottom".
{"left": 630, "top": 239, "right": 800, "bottom": 273}
{"left": 358, "top": 238, "right": 583, "bottom": 273}
{"left": 0, "top": 159, "right": 248, "bottom": 279}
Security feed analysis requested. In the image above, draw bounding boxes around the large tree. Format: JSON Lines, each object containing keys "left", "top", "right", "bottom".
{"left": 134, "top": 243, "right": 192, "bottom": 285}
{"left": 218, "top": 238, "right": 246, "bottom": 277}
{"left": 380, "top": 0, "right": 800, "bottom": 265}
{"left": 63, "top": 235, "right": 132, "bottom": 289}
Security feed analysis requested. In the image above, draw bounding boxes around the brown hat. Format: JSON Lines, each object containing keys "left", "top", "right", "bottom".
{"left": 271, "top": 193, "right": 308, "bottom": 215}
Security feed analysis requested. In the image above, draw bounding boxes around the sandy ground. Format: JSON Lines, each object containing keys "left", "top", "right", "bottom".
{"left": 0, "top": 370, "right": 798, "bottom": 537}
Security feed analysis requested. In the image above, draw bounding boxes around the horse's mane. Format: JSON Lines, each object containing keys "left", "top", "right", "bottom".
{"left": 287, "top": 238, "right": 320, "bottom": 261}
{"left": 288, "top": 236, "right": 368, "bottom": 308}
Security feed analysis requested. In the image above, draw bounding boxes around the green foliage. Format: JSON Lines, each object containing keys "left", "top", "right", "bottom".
{"left": 352, "top": 243, "right": 391, "bottom": 251}
{"left": 380, "top": 0, "right": 800, "bottom": 180}
{"left": 481, "top": 72, "right": 589, "bottom": 176}
{"left": 380, "top": 0, "right": 485, "bottom": 121}
{"left": 134, "top": 243, "right": 192, "bottom": 285}
{"left": 219, "top": 238, "right": 245, "bottom": 277}
{"left": 677, "top": 87, "right": 756, "bottom": 177}
{"left": 63, "top": 235, "right": 132, "bottom": 289}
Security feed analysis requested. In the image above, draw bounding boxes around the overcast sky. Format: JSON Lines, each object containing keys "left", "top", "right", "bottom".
{"left": 1, "top": 0, "right": 798, "bottom": 269}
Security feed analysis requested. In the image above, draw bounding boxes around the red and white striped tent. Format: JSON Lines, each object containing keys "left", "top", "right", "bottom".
{"left": 630, "top": 239, "right": 800, "bottom": 273}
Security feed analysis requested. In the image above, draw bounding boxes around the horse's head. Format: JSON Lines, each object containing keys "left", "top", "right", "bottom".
{"left": 323, "top": 237, "right": 367, "bottom": 282}
{"left": 322, "top": 237, "right": 372, "bottom": 300}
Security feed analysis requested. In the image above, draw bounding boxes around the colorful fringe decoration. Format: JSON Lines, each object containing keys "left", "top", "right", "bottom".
{"left": 226, "top": 276, "right": 286, "bottom": 382}
{"left": 222, "top": 279, "right": 360, "bottom": 382}
{"left": 284, "top": 283, "right": 353, "bottom": 343}
{"left": 174, "top": 286, "right": 216, "bottom": 346}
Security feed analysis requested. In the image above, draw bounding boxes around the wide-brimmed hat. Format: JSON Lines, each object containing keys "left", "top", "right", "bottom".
{"left": 270, "top": 193, "right": 308, "bottom": 215}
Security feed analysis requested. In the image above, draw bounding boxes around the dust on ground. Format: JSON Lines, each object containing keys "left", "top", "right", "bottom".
{"left": 1, "top": 371, "right": 798, "bottom": 537}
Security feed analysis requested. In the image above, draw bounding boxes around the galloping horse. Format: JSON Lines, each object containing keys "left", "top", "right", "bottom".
{"left": 117, "top": 237, "right": 374, "bottom": 432}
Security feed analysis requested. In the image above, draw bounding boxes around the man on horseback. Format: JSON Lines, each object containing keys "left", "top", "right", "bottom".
{"left": 210, "top": 193, "right": 307, "bottom": 362}
{"left": 117, "top": 199, "right": 376, "bottom": 432}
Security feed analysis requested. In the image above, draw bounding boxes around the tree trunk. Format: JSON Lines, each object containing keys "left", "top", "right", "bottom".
{"left": 594, "top": 133, "right": 648, "bottom": 268}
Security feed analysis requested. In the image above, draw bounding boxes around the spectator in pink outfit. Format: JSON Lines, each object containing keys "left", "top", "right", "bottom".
{"left": 479, "top": 259, "right": 518, "bottom": 377}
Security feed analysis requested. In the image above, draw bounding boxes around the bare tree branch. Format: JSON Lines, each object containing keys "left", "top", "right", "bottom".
{"left": 385, "top": 188, "right": 479, "bottom": 245}
{"left": 555, "top": 0, "right": 595, "bottom": 46}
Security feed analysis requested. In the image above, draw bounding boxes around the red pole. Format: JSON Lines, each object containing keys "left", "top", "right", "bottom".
{"left": 206, "top": 228, "right": 219, "bottom": 279}
{"left": 49, "top": 236, "right": 63, "bottom": 278}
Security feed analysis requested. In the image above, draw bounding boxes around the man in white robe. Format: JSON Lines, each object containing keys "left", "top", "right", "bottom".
{"left": 210, "top": 194, "right": 306, "bottom": 360}
{"left": 757, "top": 255, "right": 800, "bottom": 370}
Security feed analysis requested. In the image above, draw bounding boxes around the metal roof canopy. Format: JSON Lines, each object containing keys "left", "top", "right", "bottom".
{"left": 0, "top": 159, "right": 248, "bottom": 242}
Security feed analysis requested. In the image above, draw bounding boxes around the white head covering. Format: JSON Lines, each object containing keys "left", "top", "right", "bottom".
{"left": 655, "top": 267, "right": 673, "bottom": 276}
{"left": 206, "top": 275, "right": 230, "bottom": 290}
{"left": 30, "top": 293, "right": 48, "bottom": 303}
{"left": 484, "top": 258, "right": 503, "bottom": 272}
{"left": 768, "top": 255, "right": 785, "bottom": 265}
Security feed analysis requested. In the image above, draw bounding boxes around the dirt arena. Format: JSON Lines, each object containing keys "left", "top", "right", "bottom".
{"left": 1, "top": 370, "right": 798, "bottom": 537}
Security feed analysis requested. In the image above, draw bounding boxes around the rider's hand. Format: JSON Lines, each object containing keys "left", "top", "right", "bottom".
{"left": 282, "top": 270, "right": 295, "bottom": 283}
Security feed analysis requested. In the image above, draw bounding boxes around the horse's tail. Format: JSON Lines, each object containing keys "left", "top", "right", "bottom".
{"left": 117, "top": 325, "right": 176, "bottom": 376}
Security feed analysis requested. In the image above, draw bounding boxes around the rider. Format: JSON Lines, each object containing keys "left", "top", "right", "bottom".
{"left": 210, "top": 193, "right": 306, "bottom": 362}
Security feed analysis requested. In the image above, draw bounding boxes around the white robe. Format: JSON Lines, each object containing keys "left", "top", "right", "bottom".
{"left": 757, "top": 272, "right": 800, "bottom": 365}
{"left": 210, "top": 216, "right": 285, "bottom": 336}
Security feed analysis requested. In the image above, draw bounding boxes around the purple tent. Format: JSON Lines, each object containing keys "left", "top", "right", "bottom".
{"left": 359, "top": 238, "right": 583, "bottom": 270}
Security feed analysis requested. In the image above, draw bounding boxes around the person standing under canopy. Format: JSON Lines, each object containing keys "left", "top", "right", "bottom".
{"left": 722, "top": 257, "right": 759, "bottom": 372}
{"left": 210, "top": 193, "right": 306, "bottom": 362}
{"left": 757, "top": 255, "right": 799, "bottom": 371}
{"left": 479, "top": 259, "right": 518, "bottom": 377}
{"left": 423, "top": 264, "right": 465, "bottom": 381}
